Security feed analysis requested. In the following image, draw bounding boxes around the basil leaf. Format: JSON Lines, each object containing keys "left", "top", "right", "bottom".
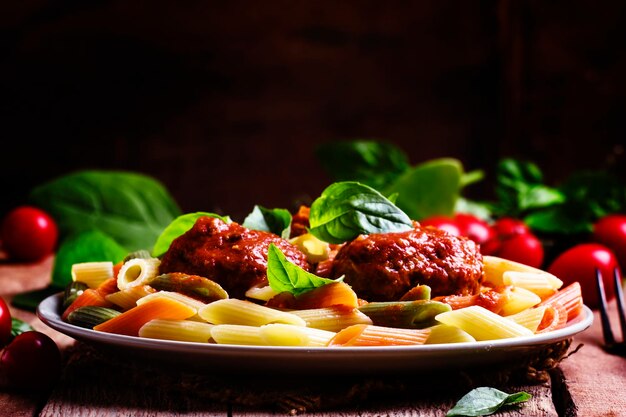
{"left": 308, "top": 181, "right": 413, "bottom": 244}
{"left": 29, "top": 170, "right": 182, "bottom": 252}
{"left": 152, "top": 212, "right": 230, "bottom": 257}
{"left": 51, "top": 230, "right": 127, "bottom": 288}
{"left": 315, "top": 140, "right": 410, "bottom": 190}
{"left": 10, "top": 286, "right": 59, "bottom": 312}
{"left": 385, "top": 158, "right": 463, "bottom": 220}
{"left": 266, "top": 243, "right": 338, "bottom": 296}
{"left": 242, "top": 205, "right": 292, "bottom": 239}
{"left": 11, "top": 317, "right": 34, "bottom": 338}
{"left": 446, "top": 387, "right": 531, "bottom": 416}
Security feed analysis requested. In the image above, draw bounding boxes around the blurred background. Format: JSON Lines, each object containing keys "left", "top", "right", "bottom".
{"left": 1, "top": 0, "right": 625, "bottom": 222}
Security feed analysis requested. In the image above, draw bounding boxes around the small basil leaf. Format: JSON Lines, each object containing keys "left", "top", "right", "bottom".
{"left": 11, "top": 317, "right": 34, "bottom": 338}
{"left": 446, "top": 387, "right": 531, "bottom": 417}
{"left": 385, "top": 158, "right": 463, "bottom": 220}
{"left": 518, "top": 184, "right": 565, "bottom": 211}
{"left": 266, "top": 243, "right": 337, "bottom": 296}
{"left": 315, "top": 140, "right": 410, "bottom": 190}
{"left": 152, "top": 212, "right": 230, "bottom": 257}
{"left": 242, "top": 205, "right": 292, "bottom": 239}
{"left": 52, "top": 230, "right": 128, "bottom": 288}
{"left": 308, "top": 181, "right": 413, "bottom": 244}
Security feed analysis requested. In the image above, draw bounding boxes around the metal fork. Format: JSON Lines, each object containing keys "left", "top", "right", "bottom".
{"left": 595, "top": 267, "right": 626, "bottom": 356}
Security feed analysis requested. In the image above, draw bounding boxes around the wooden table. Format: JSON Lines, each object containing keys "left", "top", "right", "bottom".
{"left": 1, "top": 255, "right": 625, "bottom": 417}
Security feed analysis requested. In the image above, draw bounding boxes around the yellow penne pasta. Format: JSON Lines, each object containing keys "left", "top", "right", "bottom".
{"left": 435, "top": 305, "right": 533, "bottom": 340}
{"left": 105, "top": 285, "right": 156, "bottom": 310}
{"left": 506, "top": 305, "right": 547, "bottom": 333}
{"left": 483, "top": 256, "right": 561, "bottom": 288}
{"left": 260, "top": 324, "right": 336, "bottom": 347}
{"left": 425, "top": 324, "right": 476, "bottom": 344}
{"left": 210, "top": 324, "right": 265, "bottom": 345}
{"left": 291, "top": 306, "right": 373, "bottom": 332}
{"left": 288, "top": 233, "right": 330, "bottom": 263}
{"left": 499, "top": 286, "right": 542, "bottom": 316}
{"left": 198, "top": 299, "right": 306, "bottom": 326}
{"left": 245, "top": 285, "right": 278, "bottom": 302}
{"left": 71, "top": 261, "right": 114, "bottom": 289}
{"left": 117, "top": 257, "right": 161, "bottom": 290}
{"left": 502, "top": 271, "right": 563, "bottom": 298}
{"left": 138, "top": 319, "right": 214, "bottom": 343}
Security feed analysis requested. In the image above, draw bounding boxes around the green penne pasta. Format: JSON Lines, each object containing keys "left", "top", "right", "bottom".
{"left": 435, "top": 305, "right": 533, "bottom": 341}
{"left": 198, "top": 298, "right": 306, "bottom": 326}
{"left": 358, "top": 300, "right": 451, "bottom": 329}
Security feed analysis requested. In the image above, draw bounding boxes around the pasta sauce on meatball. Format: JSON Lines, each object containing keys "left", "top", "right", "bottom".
{"left": 329, "top": 223, "right": 484, "bottom": 301}
{"left": 158, "top": 216, "right": 310, "bottom": 298}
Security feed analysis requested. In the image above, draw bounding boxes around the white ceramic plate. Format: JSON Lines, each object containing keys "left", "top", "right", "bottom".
{"left": 37, "top": 293, "right": 593, "bottom": 376}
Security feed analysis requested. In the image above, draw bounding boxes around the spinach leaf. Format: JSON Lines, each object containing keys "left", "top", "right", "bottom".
{"left": 446, "top": 387, "right": 531, "bottom": 416}
{"left": 266, "top": 243, "right": 337, "bottom": 296}
{"left": 51, "top": 230, "right": 128, "bottom": 288}
{"left": 29, "top": 170, "right": 182, "bottom": 252}
{"left": 308, "top": 181, "right": 413, "bottom": 244}
{"left": 242, "top": 205, "right": 292, "bottom": 239}
{"left": 384, "top": 158, "right": 464, "bottom": 220}
{"left": 152, "top": 212, "right": 230, "bottom": 257}
{"left": 315, "top": 140, "right": 410, "bottom": 191}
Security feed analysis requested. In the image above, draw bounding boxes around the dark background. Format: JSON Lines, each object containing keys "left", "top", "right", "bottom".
{"left": 1, "top": 0, "right": 625, "bottom": 222}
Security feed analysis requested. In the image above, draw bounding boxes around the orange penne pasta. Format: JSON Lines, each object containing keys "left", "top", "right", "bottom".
{"left": 294, "top": 282, "right": 359, "bottom": 309}
{"left": 538, "top": 282, "right": 583, "bottom": 321}
{"left": 536, "top": 301, "right": 568, "bottom": 333}
{"left": 62, "top": 288, "right": 114, "bottom": 321}
{"left": 96, "top": 277, "right": 119, "bottom": 297}
{"left": 93, "top": 297, "right": 196, "bottom": 336}
{"left": 328, "top": 324, "right": 431, "bottom": 347}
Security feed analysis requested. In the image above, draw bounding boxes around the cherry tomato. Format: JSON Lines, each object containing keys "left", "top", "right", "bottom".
{"left": 453, "top": 213, "right": 494, "bottom": 245}
{"left": 547, "top": 243, "right": 620, "bottom": 309}
{"left": 592, "top": 214, "right": 626, "bottom": 272}
{"left": 0, "top": 331, "right": 62, "bottom": 391}
{"left": 0, "top": 206, "right": 58, "bottom": 262}
{"left": 491, "top": 217, "right": 529, "bottom": 238}
{"left": 0, "top": 297, "right": 11, "bottom": 348}
{"left": 495, "top": 232, "right": 544, "bottom": 269}
{"left": 419, "top": 215, "right": 461, "bottom": 236}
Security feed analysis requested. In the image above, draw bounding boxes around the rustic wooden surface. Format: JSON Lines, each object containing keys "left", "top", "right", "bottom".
{"left": 0, "top": 255, "right": 624, "bottom": 417}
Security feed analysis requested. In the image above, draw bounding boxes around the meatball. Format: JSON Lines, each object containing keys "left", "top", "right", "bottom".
{"left": 329, "top": 224, "right": 484, "bottom": 301}
{"left": 158, "top": 216, "right": 310, "bottom": 298}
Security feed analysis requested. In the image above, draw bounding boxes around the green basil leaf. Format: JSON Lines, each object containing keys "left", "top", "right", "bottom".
{"left": 524, "top": 205, "right": 594, "bottom": 235}
{"left": 446, "top": 387, "right": 531, "bottom": 416}
{"left": 385, "top": 158, "right": 463, "bottom": 220}
{"left": 51, "top": 230, "right": 128, "bottom": 288}
{"left": 266, "top": 243, "right": 338, "bottom": 296}
{"left": 454, "top": 198, "right": 493, "bottom": 221}
{"left": 518, "top": 184, "right": 565, "bottom": 211}
{"left": 152, "top": 212, "right": 231, "bottom": 257}
{"left": 308, "top": 181, "right": 413, "bottom": 244}
{"left": 10, "top": 286, "right": 60, "bottom": 312}
{"left": 315, "top": 140, "right": 410, "bottom": 190}
{"left": 11, "top": 317, "right": 34, "bottom": 338}
{"left": 29, "top": 170, "right": 182, "bottom": 252}
{"left": 242, "top": 205, "right": 292, "bottom": 239}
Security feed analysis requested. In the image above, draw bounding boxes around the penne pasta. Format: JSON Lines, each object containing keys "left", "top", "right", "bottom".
{"left": 483, "top": 256, "right": 562, "bottom": 289}
{"left": 94, "top": 297, "right": 196, "bottom": 336}
{"left": 62, "top": 288, "right": 115, "bottom": 321}
{"left": 329, "top": 324, "right": 431, "bottom": 347}
{"left": 245, "top": 285, "right": 278, "bottom": 302}
{"left": 260, "top": 323, "right": 336, "bottom": 347}
{"left": 535, "top": 302, "right": 568, "bottom": 333}
{"left": 499, "top": 286, "right": 542, "bottom": 316}
{"left": 138, "top": 319, "right": 214, "bottom": 343}
{"left": 293, "top": 281, "right": 359, "bottom": 309}
{"left": 96, "top": 277, "right": 120, "bottom": 297}
{"left": 198, "top": 298, "right": 306, "bottom": 326}
{"left": 502, "top": 271, "right": 562, "bottom": 299}
{"left": 71, "top": 261, "right": 114, "bottom": 289}
{"left": 136, "top": 290, "right": 207, "bottom": 312}
{"left": 505, "top": 305, "right": 547, "bottom": 333}
{"left": 425, "top": 324, "right": 476, "bottom": 344}
{"left": 210, "top": 324, "right": 265, "bottom": 345}
{"left": 538, "top": 282, "right": 583, "bottom": 321}
{"left": 358, "top": 300, "right": 451, "bottom": 329}
{"left": 105, "top": 285, "right": 156, "bottom": 310}
{"left": 116, "top": 257, "right": 161, "bottom": 290}
{"left": 291, "top": 306, "right": 373, "bottom": 332}
{"left": 435, "top": 305, "right": 533, "bottom": 341}
{"left": 288, "top": 233, "right": 331, "bottom": 263}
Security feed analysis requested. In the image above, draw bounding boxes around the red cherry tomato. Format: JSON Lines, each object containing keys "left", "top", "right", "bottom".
{"left": 547, "top": 243, "right": 620, "bottom": 309}
{"left": 593, "top": 214, "right": 626, "bottom": 272}
{"left": 0, "top": 206, "right": 58, "bottom": 262}
{"left": 0, "top": 331, "right": 62, "bottom": 391}
{"left": 494, "top": 232, "right": 544, "bottom": 269}
{"left": 419, "top": 215, "right": 461, "bottom": 236}
{"left": 453, "top": 213, "right": 494, "bottom": 245}
{"left": 0, "top": 297, "right": 12, "bottom": 348}
{"left": 491, "top": 217, "right": 529, "bottom": 238}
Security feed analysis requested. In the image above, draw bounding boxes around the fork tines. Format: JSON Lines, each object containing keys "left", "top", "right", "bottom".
{"left": 596, "top": 267, "right": 626, "bottom": 353}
